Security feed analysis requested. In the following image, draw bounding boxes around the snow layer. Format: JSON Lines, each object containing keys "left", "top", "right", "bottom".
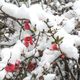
{"left": 0, "top": 40, "right": 26, "bottom": 65}
{"left": 43, "top": 74, "right": 56, "bottom": 80}
{"left": 0, "top": 0, "right": 80, "bottom": 80}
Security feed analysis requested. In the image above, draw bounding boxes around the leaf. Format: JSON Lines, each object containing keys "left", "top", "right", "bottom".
{"left": 55, "top": 36, "right": 64, "bottom": 44}
{"left": 55, "top": 36, "right": 60, "bottom": 43}
{"left": 59, "top": 37, "right": 64, "bottom": 42}
{"left": 33, "top": 27, "right": 37, "bottom": 32}
{"left": 56, "top": 36, "right": 59, "bottom": 41}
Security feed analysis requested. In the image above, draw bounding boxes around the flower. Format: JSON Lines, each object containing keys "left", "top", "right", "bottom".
{"left": 59, "top": 54, "right": 65, "bottom": 59}
{"left": 50, "top": 43, "right": 59, "bottom": 50}
{"left": 24, "top": 20, "right": 30, "bottom": 30}
{"left": 24, "top": 36, "right": 33, "bottom": 47}
{"left": 5, "top": 63, "right": 15, "bottom": 72}
{"left": 27, "top": 62, "right": 37, "bottom": 72}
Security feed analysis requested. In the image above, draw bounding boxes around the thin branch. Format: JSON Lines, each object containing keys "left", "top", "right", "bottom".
{"left": 56, "top": 63, "right": 64, "bottom": 80}
{"left": 34, "top": 32, "right": 40, "bottom": 48}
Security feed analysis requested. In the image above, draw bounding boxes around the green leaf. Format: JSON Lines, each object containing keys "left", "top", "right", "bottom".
{"left": 59, "top": 37, "right": 64, "bottom": 42}
{"left": 55, "top": 36, "right": 64, "bottom": 44}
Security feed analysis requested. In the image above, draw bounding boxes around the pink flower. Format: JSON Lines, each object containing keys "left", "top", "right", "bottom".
{"left": 24, "top": 20, "right": 30, "bottom": 30}
{"left": 59, "top": 54, "right": 65, "bottom": 59}
{"left": 24, "top": 36, "right": 33, "bottom": 47}
{"left": 50, "top": 43, "right": 59, "bottom": 50}
{"left": 5, "top": 63, "right": 15, "bottom": 72}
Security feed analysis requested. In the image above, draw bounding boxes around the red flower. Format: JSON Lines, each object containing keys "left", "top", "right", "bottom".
{"left": 24, "top": 20, "right": 30, "bottom": 30}
{"left": 59, "top": 54, "right": 65, "bottom": 59}
{"left": 5, "top": 63, "right": 15, "bottom": 72}
{"left": 27, "top": 62, "right": 37, "bottom": 72}
{"left": 24, "top": 36, "right": 33, "bottom": 47}
{"left": 50, "top": 43, "right": 59, "bottom": 50}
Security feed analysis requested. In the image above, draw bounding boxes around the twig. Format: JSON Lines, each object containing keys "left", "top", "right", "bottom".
{"left": 34, "top": 32, "right": 40, "bottom": 48}
{"left": 56, "top": 63, "right": 64, "bottom": 80}
{"left": 63, "top": 58, "right": 76, "bottom": 80}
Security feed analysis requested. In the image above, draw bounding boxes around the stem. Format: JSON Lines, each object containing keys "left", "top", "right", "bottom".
{"left": 63, "top": 58, "right": 76, "bottom": 80}
{"left": 44, "top": 21, "right": 63, "bottom": 54}
{"left": 56, "top": 63, "right": 64, "bottom": 80}
{"left": 64, "top": 58, "right": 69, "bottom": 80}
{"left": 34, "top": 32, "right": 40, "bottom": 48}
{"left": 19, "top": 25, "right": 22, "bottom": 39}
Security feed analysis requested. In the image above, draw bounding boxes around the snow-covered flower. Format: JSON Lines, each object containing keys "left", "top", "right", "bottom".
{"left": 27, "top": 61, "right": 37, "bottom": 72}
{"left": 24, "top": 36, "right": 33, "bottom": 47}
{"left": 24, "top": 19, "right": 30, "bottom": 30}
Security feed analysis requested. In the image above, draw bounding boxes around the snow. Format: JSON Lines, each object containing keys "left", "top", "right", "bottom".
{"left": 63, "top": 10, "right": 76, "bottom": 19}
{"left": 0, "top": 0, "right": 4, "bottom": 6}
{"left": 1, "top": 3, "right": 55, "bottom": 31}
{"left": 32, "top": 66, "right": 43, "bottom": 75}
{"left": 73, "top": 0, "right": 80, "bottom": 16}
{"left": 63, "top": 18, "right": 77, "bottom": 33}
{"left": 2, "top": 3, "right": 29, "bottom": 19}
{"left": 0, "top": 0, "right": 80, "bottom": 80}
{"left": 23, "top": 76, "right": 31, "bottom": 80}
{"left": 0, "top": 40, "right": 26, "bottom": 65}
{"left": 52, "top": 26, "right": 79, "bottom": 59}
{"left": 43, "top": 74, "right": 56, "bottom": 80}
{"left": 40, "top": 49, "right": 61, "bottom": 64}
{"left": 0, "top": 70, "right": 7, "bottom": 80}
{"left": 25, "top": 48, "right": 36, "bottom": 58}
{"left": 35, "top": 21, "right": 48, "bottom": 31}
{"left": 0, "top": 48, "right": 11, "bottom": 72}
{"left": 73, "top": 0, "right": 80, "bottom": 10}
{"left": 9, "top": 40, "right": 27, "bottom": 64}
